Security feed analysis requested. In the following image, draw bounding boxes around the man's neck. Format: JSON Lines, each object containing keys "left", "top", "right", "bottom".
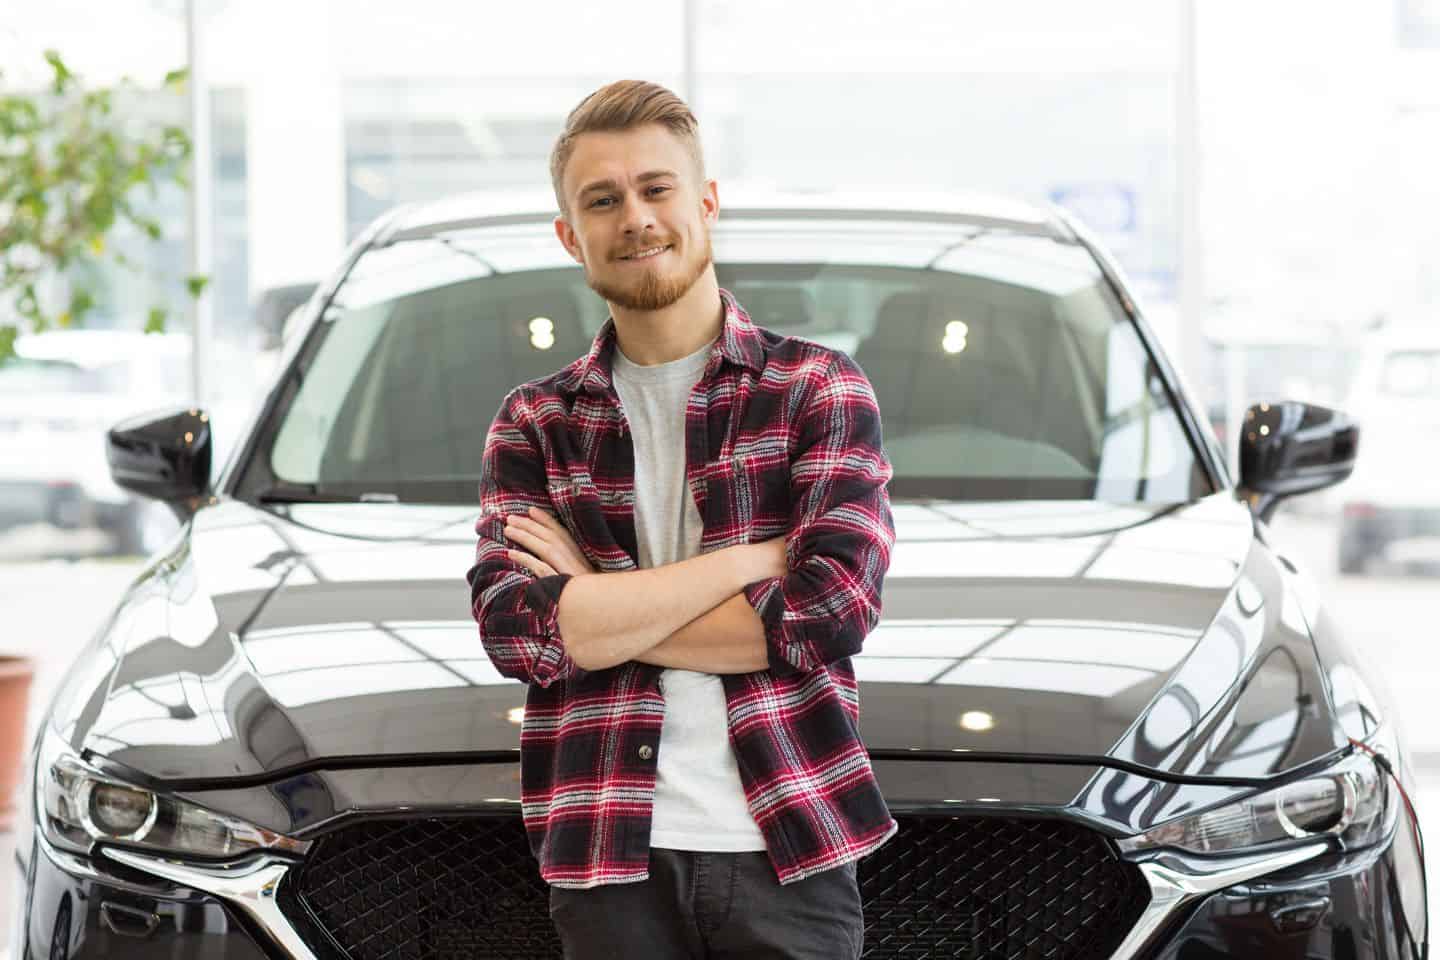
{"left": 609, "top": 272, "right": 724, "bottom": 367}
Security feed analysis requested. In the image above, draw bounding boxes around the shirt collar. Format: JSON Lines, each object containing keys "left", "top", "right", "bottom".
{"left": 559, "top": 288, "right": 766, "bottom": 397}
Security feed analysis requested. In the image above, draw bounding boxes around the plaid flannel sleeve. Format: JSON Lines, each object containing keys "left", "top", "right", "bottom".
{"left": 744, "top": 352, "right": 896, "bottom": 675}
{"left": 466, "top": 388, "right": 580, "bottom": 688}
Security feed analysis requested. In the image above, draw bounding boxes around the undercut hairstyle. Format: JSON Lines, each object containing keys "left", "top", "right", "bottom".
{"left": 550, "top": 80, "right": 705, "bottom": 216}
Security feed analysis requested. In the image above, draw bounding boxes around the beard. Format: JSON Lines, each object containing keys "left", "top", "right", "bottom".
{"left": 585, "top": 232, "right": 714, "bottom": 312}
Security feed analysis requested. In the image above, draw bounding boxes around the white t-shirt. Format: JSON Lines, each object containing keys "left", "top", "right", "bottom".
{"left": 610, "top": 337, "right": 768, "bottom": 852}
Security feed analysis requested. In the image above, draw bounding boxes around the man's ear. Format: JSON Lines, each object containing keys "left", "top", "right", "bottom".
{"left": 701, "top": 179, "right": 719, "bottom": 226}
{"left": 554, "top": 215, "right": 584, "bottom": 264}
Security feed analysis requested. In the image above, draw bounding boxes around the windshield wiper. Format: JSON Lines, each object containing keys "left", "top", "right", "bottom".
{"left": 255, "top": 483, "right": 398, "bottom": 504}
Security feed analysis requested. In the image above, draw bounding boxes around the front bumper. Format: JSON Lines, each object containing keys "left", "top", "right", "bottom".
{"left": 1151, "top": 838, "right": 1429, "bottom": 959}
{"left": 15, "top": 834, "right": 279, "bottom": 959}
{"left": 16, "top": 815, "right": 1426, "bottom": 959}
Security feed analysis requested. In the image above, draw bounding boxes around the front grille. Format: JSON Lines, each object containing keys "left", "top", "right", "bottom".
{"left": 287, "top": 815, "right": 1147, "bottom": 960}
{"left": 289, "top": 817, "right": 557, "bottom": 959}
{"left": 860, "top": 817, "right": 1147, "bottom": 959}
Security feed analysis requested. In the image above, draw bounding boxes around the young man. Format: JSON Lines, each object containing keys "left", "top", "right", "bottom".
{"left": 467, "top": 80, "right": 896, "bottom": 959}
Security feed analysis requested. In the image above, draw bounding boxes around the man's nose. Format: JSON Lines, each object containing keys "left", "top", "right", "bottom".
{"left": 621, "top": 191, "right": 657, "bottom": 235}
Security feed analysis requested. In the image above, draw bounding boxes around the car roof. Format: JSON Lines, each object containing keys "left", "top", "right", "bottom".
{"left": 384, "top": 186, "right": 1070, "bottom": 243}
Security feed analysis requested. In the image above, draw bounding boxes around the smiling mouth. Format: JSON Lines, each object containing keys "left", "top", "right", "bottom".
{"left": 617, "top": 244, "right": 672, "bottom": 261}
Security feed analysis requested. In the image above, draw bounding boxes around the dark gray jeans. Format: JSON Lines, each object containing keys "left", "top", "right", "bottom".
{"left": 548, "top": 849, "right": 864, "bottom": 959}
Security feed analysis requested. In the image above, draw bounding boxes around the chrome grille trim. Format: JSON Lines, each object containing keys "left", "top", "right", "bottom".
{"left": 102, "top": 847, "right": 317, "bottom": 960}
{"left": 1108, "top": 842, "right": 1328, "bottom": 959}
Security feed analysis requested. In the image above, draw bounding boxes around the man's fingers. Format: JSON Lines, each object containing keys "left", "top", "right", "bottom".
{"left": 527, "top": 506, "right": 562, "bottom": 530}
{"left": 507, "top": 549, "right": 556, "bottom": 578}
{"left": 511, "top": 512, "right": 558, "bottom": 534}
{"left": 505, "top": 525, "right": 549, "bottom": 555}
{"left": 506, "top": 514, "right": 550, "bottom": 542}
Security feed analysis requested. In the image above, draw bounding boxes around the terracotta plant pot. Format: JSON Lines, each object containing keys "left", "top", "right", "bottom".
{"left": 0, "top": 655, "right": 35, "bottom": 832}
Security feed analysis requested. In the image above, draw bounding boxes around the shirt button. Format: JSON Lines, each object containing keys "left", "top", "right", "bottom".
{"left": 638, "top": 745, "right": 654, "bottom": 761}
{"left": 731, "top": 455, "right": 743, "bottom": 472}
{"left": 571, "top": 479, "right": 584, "bottom": 494}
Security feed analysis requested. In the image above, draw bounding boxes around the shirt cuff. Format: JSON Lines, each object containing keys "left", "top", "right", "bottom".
{"left": 743, "top": 575, "right": 804, "bottom": 675}
{"left": 523, "top": 572, "right": 573, "bottom": 638}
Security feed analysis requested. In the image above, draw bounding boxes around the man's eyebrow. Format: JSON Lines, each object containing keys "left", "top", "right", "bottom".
{"left": 577, "top": 170, "right": 680, "bottom": 197}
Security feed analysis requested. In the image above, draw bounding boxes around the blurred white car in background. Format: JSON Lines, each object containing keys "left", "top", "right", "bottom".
{"left": 1199, "top": 318, "right": 1361, "bottom": 451}
{"left": 0, "top": 330, "right": 187, "bottom": 556}
{"left": 0, "top": 356, "right": 101, "bottom": 532}
{"left": 1339, "top": 326, "right": 1440, "bottom": 573}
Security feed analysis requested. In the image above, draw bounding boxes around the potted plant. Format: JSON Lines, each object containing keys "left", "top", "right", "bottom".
{"left": 0, "top": 656, "right": 33, "bottom": 830}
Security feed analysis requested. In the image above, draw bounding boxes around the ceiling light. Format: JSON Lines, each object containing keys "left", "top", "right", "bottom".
{"left": 959, "top": 709, "right": 994, "bottom": 732}
{"left": 529, "top": 317, "right": 555, "bottom": 350}
{"left": 942, "top": 320, "right": 969, "bottom": 355}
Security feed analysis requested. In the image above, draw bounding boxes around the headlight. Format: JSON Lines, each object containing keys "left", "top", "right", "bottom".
{"left": 36, "top": 726, "right": 308, "bottom": 859}
{"left": 1118, "top": 742, "right": 1394, "bottom": 857}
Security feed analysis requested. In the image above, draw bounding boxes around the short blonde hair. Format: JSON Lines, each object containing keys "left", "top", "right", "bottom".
{"left": 550, "top": 80, "right": 705, "bottom": 215}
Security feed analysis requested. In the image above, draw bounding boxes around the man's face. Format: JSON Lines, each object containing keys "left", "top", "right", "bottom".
{"left": 555, "top": 124, "right": 716, "bottom": 312}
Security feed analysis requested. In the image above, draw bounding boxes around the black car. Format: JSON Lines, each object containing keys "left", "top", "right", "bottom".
{"left": 12, "top": 192, "right": 1428, "bottom": 959}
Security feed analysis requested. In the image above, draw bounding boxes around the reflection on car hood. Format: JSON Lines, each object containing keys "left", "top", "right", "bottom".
{"left": 64, "top": 493, "right": 1346, "bottom": 817}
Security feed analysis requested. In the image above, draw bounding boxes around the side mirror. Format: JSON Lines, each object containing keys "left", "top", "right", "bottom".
{"left": 1238, "top": 401, "right": 1358, "bottom": 523}
{"left": 106, "top": 407, "right": 213, "bottom": 519}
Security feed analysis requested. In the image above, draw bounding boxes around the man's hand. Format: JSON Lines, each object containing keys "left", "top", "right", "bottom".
{"left": 504, "top": 507, "right": 597, "bottom": 578}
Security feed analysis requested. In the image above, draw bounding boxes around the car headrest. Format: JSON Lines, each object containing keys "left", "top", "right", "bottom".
{"left": 497, "top": 292, "right": 584, "bottom": 347}
{"left": 730, "top": 286, "right": 815, "bottom": 330}
{"left": 874, "top": 291, "right": 942, "bottom": 344}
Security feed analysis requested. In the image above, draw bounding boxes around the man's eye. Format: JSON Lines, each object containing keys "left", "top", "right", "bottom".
{"left": 589, "top": 197, "right": 614, "bottom": 208}
{"left": 647, "top": 186, "right": 670, "bottom": 196}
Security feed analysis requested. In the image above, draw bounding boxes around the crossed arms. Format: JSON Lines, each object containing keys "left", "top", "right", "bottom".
{"left": 498, "top": 509, "right": 782, "bottom": 673}
{"left": 466, "top": 353, "right": 895, "bottom": 685}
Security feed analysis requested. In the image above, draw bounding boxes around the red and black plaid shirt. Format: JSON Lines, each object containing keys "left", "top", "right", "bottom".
{"left": 467, "top": 289, "right": 897, "bottom": 889}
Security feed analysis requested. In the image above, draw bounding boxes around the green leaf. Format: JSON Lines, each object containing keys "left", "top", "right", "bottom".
{"left": 2, "top": 50, "right": 195, "bottom": 334}
{"left": 145, "top": 307, "right": 167, "bottom": 333}
{"left": 42, "top": 50, "right": 74, "bottom": 94}
{"left": 163, "top": 68, "right": 188, "bottom": 91}
{"left": 185, "top": 274, "right": 210, "bottom": 299}
{"left": 0, "top": 325, "right": 17, "bottom": 361}
{"left": 84, "top": 89, "right": 112, "bottom": 115}
{"left": 15, "top": 284, "right": 39, "bottom": 320}
{"left": 69, "top": 288, "right": 95, "bottom": 321}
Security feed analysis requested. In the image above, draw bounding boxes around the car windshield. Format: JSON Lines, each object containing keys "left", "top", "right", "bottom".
{"left": 260, "top": 217, "right": 1208, "bottom": 503}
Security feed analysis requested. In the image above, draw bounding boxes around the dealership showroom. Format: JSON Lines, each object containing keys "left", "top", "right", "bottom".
{"left": 1, "top": 1, "right": 1438, "bottom": 957}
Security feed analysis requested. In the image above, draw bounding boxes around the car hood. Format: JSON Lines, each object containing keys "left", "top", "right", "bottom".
{"left": 63, "top": 492, "right": 1350, "bottom": 833}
